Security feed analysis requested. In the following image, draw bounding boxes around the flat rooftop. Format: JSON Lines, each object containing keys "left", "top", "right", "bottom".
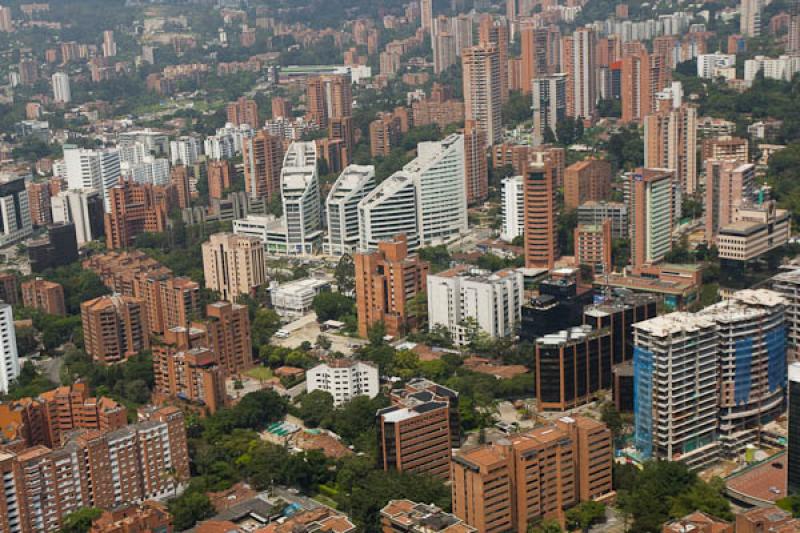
{"left": 725, "top": 452, "right": 787, "bottom": 505}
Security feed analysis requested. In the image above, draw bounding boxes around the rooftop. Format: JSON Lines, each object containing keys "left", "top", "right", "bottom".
{"left": 725, "top": 451, "right": 787, "bottom": 505}
{"left": 633, "top": 312, "right": 716, "bottom": 336}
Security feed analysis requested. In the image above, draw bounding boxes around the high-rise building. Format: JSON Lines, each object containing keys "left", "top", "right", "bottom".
{"left": 305, "top": 75, "right": 352, "bottom": 130}
{"left": 369, "top": 114, "right": 402, "bottom": 157}
{"left": 633, "top": 312, "right": 719, "bottom": 466}
{"left": 0, "top": 6, "right": 12, "bottom": 32}
{"left": 583, "top": 292, "right": 658, "bottom": 367}
{"left": 463, "top": 121, "right": 488, "bottom": 205}
{"left": 242, "top": 130, "right": 284, "bottom": 201}
{"left": 358, "top": 173, "right": 419, "bottom": 251}
{"left": 63, "top": 145, "right": 122, "bottom": 210}
{"left": 406, "top": 134, "right": 468, "bottom": 246}
{"left": 536, "top": 325, "right": 613, "bottom": 410}
{"left": 0, "top": 303, "right": 18, "bottom": 394}
{"left": 281, "top": 141, "right": 322, "bottom": 254}
{"left": 427, "top": 266, "right": 523, "bottom": 345}
{"left": 479, "top": 15, "right": 509, "bottom": 102}
{"left": 523, "top": 156, "right": 559, "bottom": 269}
{"left": 629, "top": 168, "right": 677, "bottom": 270}
{"left": 0, "top": 407, "right": 189, "bottom": 531}
{"left": 27, "top": 222, "right": 79, "bottom": 273}
{"left": 50, "top": 189, "right": 105, "bottom": 245}
{"left": 21, "top": 278, "right": 65, "bottom": 316}
{"left": 421, "top": 0, "right": 433, "bottom": 32}
{"left": 0, "top": 273, "right": 18, "bottom": 307}
{"left": 51, "top": 71, "right": 71, "bottom": 104}
{"left": 571, "top": 27, "right": 597, "bottom": 122}
{"left": 702, "top": 135, "right": 748, "bottom": 163}
{"left": 271, "top": 96, "right": 292, "bottom": 119}
{"left": 207, "top": 160, "right": 232, "bottom": 200}
{"left": 196, "top": 301, "right": 253, "bottom": 376}
{"left": 705, "top": 161, "right": 755, "bottom": 241}
{"left": 699, "top": 290, "right": 786, "bottom": 455}
{"left": 520, "top": 24, "right": 561, "bottom": 94}
{"left": 354, "top": 234, "right": 428, "bottom": 338}
{"left": 0, "top": 176, "right": 33, "bottom": 247}
{"left": 716, "top": 201, "right": 791, "bottom": 268}
{"left": 451, "top": 416, "right": 613, "bottom": 533}
{"left": 169, "top": 136, "right": 201, "bottom": 167}
{"left": 26, "top": 181, "right": 52, "bottom": 227}
{"left": 325, "top": 164, "right": 376, "bottom": 256}
{"left": 103, "top": 180, "right": 169, "bottom": 249}
{"left": 432, "top": 26, "right": 457, "bottom": 74}
{"left": 644, "top": 104, "right": 698, "bottom": 194}
{"left": 103, "top": 29, "right": 117, "bottom": 57}
{"left": 81, "top": 295, "right": 149, "bottom": 364}
{"left": 226, "top": 97, "right": 259, "bottom": 127}
{"left": 462, "top": 44, "right": 503, "bottom": 144}
{"left": 532, "top": 74, "right": 567, "bottom": 146}
{"left": 574, "top": 221, "right": 612, "bottom": 273}
{"left": 202, "top": 232, "right": 265, "bottom": 300}
{"left": 564, "top": 159, "right": 612, "bottom": 210}
{"left": 740, "top": 0, "right": 762, "bottom": 37}
{"left": 500, "top": 176, "right": 524, "bottom": 243}
{"left": 789, "top": 361, "right": 800, "bottom": 493}
{"left": 621, "top": 49, "right": 670, "bottom": 123}
{"left": 377, "top": 379, "right": 458, "bottom": 480}
{"left": 307, "top": 359, "right": 379, "bottom": 406}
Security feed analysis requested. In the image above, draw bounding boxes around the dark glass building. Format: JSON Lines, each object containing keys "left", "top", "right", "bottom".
{"left": 789, "top": 363, "right": 800, "bottom": 493}
{"left": 535, "top": 324, "right": 613, "bottom": 411}
{"left": 28, "top": 222, "right": 79, "bottom": 273}
{"left": 519, "top": 274, "right": 594, "bottom": 342}
{"left": 583, "top": 290, "right": 658, "bottom": 365}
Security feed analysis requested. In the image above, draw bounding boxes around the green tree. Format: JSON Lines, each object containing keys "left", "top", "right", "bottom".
{"left": 600, "top": 402, "right": 623, "bottom": 437}
{"left": 60, "top": 507, "right": 103, "bottom": 533}
{"left": 169, "top": 492, "right": 215, "bottom": 531}
{"left": 334, "top": 254, "right": 355, "bottom": 294}
{"left": 670, "top": 477, "right": 733, "bottom": 521}
{"left": 367, "top": 321, "right": 387, "bottom": 345}
{"left": 252, "top": 308, "right": 281, "bottom": 348}
{"left": 294, "top": 390, "right": 335, "bottom": 428}
{"left": 566, "top": 501, "right": 606, "bottom": 532}
{"left": 528, "top": 519, "right": 563, "bottom": 533}
{"left": 313, "top": 292, "right": 356, "bottom": 322}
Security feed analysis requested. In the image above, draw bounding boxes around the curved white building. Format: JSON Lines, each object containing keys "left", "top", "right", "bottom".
{"left": 325, "top": 164, "right": 375, "bottom": 256}
{"left": 281, "top": 141, "right": 322, "bottom": 255}
{"left": 358, "top": 172, "right": 419, "bottom": 251}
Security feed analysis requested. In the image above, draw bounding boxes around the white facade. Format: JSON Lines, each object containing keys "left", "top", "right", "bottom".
{"left": 123, "top": 157, "right": 170, "bottom": 186}
{"left": 0, "top": 303, "right": 19, "bottom": 394}
{"left": 216, "top": 123, "right": 254, "bottom": 154}
{"left": 281, "top": 142, "right": 322, "bottom": 255}
{"left": 0, "top": 177, "right": 32, "bottom": 248}
{"left": 51, "top": 72, "right": 71, "bottom": 104}
{"left": 572, "top": 28, "right": 597, "bottom": 121}
{"left": 772, "top": 269, "right": 800, "bottom": 348}
{"left": 118, "top": 129, "right": 169, "bottom": 157}
{"left": 404, "top": 134, "right": 467, "bottom": 246}
{"left": 51, "top": 189, "right": 102, "bottom": 246}
{"left": 63, "top": 145, "right": 121, "bottom": 210}
{"left": 169, "top": 136, "right": 201, "bottom": 166}
{"left": 204, "top": 134, "right": 236, "bottom": 160}
{"left": 744, "top": 55, "right": 800, "bottom": 82}
{"left": 269, "top": 278, "right": 332, "bottom": 318}
{"left": 307, "top": 360, "right": 379, "bottom": 406}
{"left": 697, "top": 53, "right": 736, "bottom": 79}
{"left": 325, "top": 164, "right": 376, "bottom": 256}
{"left": 427, "top": 267, "right": 524, "bottom": 345}
{"left": 358, "top": 173, "right": 419, "bottom": 251}
{"left": 500, "top": 176, "right": 524, "bottom": 243}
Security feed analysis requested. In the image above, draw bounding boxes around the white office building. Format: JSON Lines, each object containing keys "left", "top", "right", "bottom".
{"left": 500, "top": 176, "right": 524, "bottom": 243}
{"left": 63, "top": 145, "right": 121, "bottom": 210}
{"left": 51, "top": 72, "right": 71, "bottom": 104}
{"left": 744, "top": 55, "right": 800, "bottom": 82}
{"left": 169, "top": 136, "right": 201, "bottom": 166}
{"left": 216, "top": 123, "right": 254, "bottom": 154}
{"left": 427, "top": 266, "right": 524, "bottom": 345}
{"left": 0, "top": 177, "right": 32, "bottom": 248}
{"left": 118, "top": 129, "right": 170, "bottom": 158}
{"left": 358, "top": 172, "right": 419, "bottom": 251}
{"left": 269, "top": 278, "right": 332, "bottom": 318}
{"left": 404, "top": 133, "right": 467, "bottom": 246}
{"left": 126, "top": 157, "right": 171, "bottom": 186}
{"left": 325, "top": 164, "right": 376, "bottom": 256}
{"left": 204, "top": 133, "right": 236, "bottom": 160}
{"left": 697, "top": 53, "right": 736, "bottom": 79}
{"left": 0, "top": 302, "right": 19, "bottom": 394}
{"left": 281, "top": 142, "right": 322, "bottom": 255}
{"left": 51, "top": 189, "right": 103, "bottom": 245}
{"left": 307, "top": 360, "right": 379, "bottom": 406}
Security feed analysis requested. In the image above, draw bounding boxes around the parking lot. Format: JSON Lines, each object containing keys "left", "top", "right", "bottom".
{"left": 272, "top": 312, "right": 367, "bottom": 354}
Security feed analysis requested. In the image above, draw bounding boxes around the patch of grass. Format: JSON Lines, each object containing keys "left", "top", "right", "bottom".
{"left": 245, "top": 366, "right": 274, "bottom": 381}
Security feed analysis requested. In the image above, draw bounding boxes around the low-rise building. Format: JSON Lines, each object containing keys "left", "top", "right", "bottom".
{"left": 381, "top": 500, "right": 477, "bottom": 533}
{"left": 269, "top": 278, "right": 331, "bottom": 318}
{"left": 21, "top": 278, "right": 65, "bottom": 316}
{"left": 307, "top": 359, "right": 379, "bottom": 406}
